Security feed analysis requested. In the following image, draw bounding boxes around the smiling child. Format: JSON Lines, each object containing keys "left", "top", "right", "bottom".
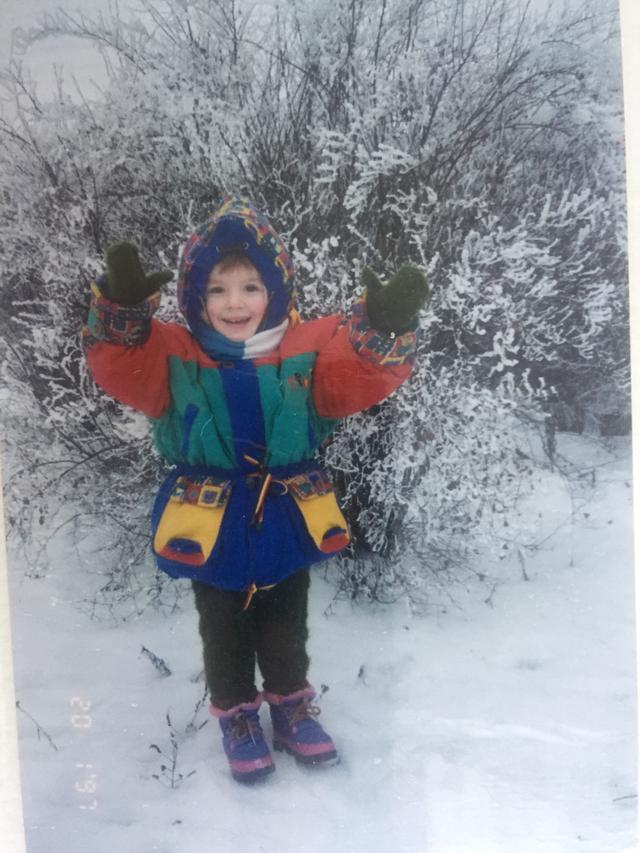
{"left": 82, "top": 196, "right": 428, "bottom": 783}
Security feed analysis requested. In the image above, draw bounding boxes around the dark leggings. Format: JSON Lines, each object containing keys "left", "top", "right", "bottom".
{"left": 192, "top": 570, "right": 311, "bottom": 709}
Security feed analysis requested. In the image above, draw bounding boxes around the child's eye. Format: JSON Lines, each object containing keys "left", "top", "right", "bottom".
{"left": 245, "top": 284, "right": 263, "bottom": 293}
{"left": 207, "top": 286, "right": 224, "bottom": 295}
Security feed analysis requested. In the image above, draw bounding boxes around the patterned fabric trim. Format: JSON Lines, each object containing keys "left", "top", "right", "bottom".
{"left": 169, "top": 475, "right": 232, "bottom": 508}
{"left": 285, "top": 469, "right": 334, "bottom": 501}
{"left": 348, "top": 297, "right": 418, "bottom": 368}
{"left": 82, "top": 280, "right": 161, "bottom": 349}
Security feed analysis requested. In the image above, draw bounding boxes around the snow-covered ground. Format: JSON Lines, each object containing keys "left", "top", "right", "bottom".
{"left": 6, "top": 435, "right": 637, "bottom": 853}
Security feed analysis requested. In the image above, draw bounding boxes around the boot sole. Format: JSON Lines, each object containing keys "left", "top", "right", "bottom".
{"left": 231, "top": 762, "right": 276, "bottom": 784}
{"left": 273, "top": 739, "right": 339, "bottom": 766}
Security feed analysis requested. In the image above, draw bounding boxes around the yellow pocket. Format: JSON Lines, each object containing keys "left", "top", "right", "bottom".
{"left": 286, "top": 472, "right": 350, "bottom": 554}
{"left": 153, "top": 476, "right": 231, "bottom": 567}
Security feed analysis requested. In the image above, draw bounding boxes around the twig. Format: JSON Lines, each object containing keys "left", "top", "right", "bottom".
{"left": 185, "top": 686, "right": 209, "bottom": 734}
{"left": 140, "top": 646, "right": 172, "bottom": 677}
{"left": 518, "top": 546, "right": 530, "bottom": 581}
{"left": 484, "top": 581, "right": 499, "bottom": 607}
{"left": 15, "top": 700, "right": 59, "bottom": 751}
{"left": 150, "top": 711, "right": 197, "bottom": 789}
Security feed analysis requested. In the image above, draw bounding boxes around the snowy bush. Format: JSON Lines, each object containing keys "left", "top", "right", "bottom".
{"left": 0, "top": 0, "right": 628, "bottom": 610}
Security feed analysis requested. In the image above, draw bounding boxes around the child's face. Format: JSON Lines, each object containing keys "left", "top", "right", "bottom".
{"left": 203, "top": 261, "right": 268, "bottom": 341}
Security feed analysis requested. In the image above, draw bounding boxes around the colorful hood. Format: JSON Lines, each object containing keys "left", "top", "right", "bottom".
{"left": 176, "top": 197, "right": 296, "bottom": 358}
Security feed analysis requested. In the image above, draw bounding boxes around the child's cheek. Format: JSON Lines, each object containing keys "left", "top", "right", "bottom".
{"left": 202, "top": 299, "right": 214, "bottom": 326}
{"left": 258, "top": 295, "right": 269, "bottom": 321}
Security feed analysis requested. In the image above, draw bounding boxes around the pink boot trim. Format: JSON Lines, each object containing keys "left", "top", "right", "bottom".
{"left": 262, "top": 685, "right": 315, "bottom": 705}
{"left": 273, "top": 734, "right": 336, "bottom": 757}
{"left": 209, "top": 694, "right": 263, "bottom": 719}
{"left": 229, "top": 754, "right": 274, "bottom": 773}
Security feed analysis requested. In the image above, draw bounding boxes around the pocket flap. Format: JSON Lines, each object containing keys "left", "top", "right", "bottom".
{"left": 170, "top": 475, "right": 232, "bottom": 508}
{"left": 285, "top": 470, "right": 334, "bottom": 501}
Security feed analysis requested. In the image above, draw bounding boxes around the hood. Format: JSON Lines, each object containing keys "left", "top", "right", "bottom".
{"left": 176, "top": 197, "right": 296, "bottom": 358}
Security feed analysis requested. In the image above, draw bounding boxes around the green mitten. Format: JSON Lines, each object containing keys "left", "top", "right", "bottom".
{"left": 363, "top": 264, "right": 429, "bottom": 335}
{"left": 104, "top": 241, "right": 173, "bottom": 306}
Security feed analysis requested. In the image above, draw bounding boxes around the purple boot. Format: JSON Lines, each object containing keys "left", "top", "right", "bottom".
{"left": 264, "top": 686, "right": 338, "bottom": 765}
{"left": 210, "top": 696, "right": 275, "bottom": 784}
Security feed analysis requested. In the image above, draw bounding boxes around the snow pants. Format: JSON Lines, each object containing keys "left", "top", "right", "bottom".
{"left": 192, "top": 569, "right": 311, "bottom": 709}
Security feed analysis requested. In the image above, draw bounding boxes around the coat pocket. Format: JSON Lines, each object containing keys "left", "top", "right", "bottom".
{"left": 285, "top": 470, "right": 350, "bottom": 554}
{"left": 152, "top": 475, "right": 232, "bottom": 567}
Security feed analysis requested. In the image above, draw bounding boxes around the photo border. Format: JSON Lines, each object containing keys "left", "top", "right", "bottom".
{"left": 1, "top": 1, "right": 638, "bottom": 850}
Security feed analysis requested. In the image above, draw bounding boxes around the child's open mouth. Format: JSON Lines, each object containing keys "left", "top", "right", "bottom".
{"left": 217, "top": 317, "right": 259, "bottom": 338}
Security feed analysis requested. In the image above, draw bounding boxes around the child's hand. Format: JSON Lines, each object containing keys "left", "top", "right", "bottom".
{"left": 362, "top": 265, "right": 429, "bottom": 334}
{"left": 104, "top": 242, "right": 173, "bottom": 306}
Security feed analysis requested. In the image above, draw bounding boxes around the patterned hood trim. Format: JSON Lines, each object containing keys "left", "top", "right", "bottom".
{"left": 176, "top": 197, "right": 296, "bottom": 358}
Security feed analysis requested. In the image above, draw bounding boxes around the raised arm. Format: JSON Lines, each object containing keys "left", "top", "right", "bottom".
{"left": 312, "top": 265, "right": 429, "bottom": 418}
{"left": 82, "top": 242, "right": 176, "bottom": 418}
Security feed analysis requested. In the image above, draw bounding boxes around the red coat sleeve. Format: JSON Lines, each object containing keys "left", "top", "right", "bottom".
{"left": 82, "top": 282, "right": 197, "bottom": 419}
{"left": 311, "top": 297, "right": 418, "bottom": 418}
{"left": 86, "top": 325, "right": 174, "bottom": 418}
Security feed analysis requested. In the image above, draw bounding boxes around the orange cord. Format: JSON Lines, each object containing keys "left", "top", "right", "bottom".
{"left": 243, "top": 454, "right": 287, "bottom": 527}
{"left": 242, "top": 581, "right": 276, "bottom": 610}
{"left": 254, "top": 473, "right": 272, "bottom": 525}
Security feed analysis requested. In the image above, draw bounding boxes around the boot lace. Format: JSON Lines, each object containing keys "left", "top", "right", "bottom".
{"left": 230, "top": 712, "right": 263, "bottom": 746}
{"left": 286, "top": 697, "right": 322, "bottom": 728}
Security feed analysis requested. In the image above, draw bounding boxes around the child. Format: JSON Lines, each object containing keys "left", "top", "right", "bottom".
{"left": 83, "top": 197, "right": 428, "bottom": 783}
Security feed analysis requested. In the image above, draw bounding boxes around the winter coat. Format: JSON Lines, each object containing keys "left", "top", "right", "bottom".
{"left": 82, "top": 199, "right": 418, "bottom": 592}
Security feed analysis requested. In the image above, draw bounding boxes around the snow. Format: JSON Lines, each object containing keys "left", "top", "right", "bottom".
{"left": 6, "top": 436, "right": 637, "bottom": 853}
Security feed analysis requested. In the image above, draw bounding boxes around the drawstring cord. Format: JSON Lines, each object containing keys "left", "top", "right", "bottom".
{"left": 241, "top": 456, "right": 305, "bottom": 609}
{"left": 241, "top": 455, "right": 282, "bottom": 610}
{"left": 243, "top": 454, "right": 288, "bottom": 528}
{"left": 242, "top": 581, "right": 276, "bottom": 611}
{"left": 254, "top": 472, "right": 273, "bottom": 526}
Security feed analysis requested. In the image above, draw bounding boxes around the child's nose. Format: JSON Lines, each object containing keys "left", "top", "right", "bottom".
{"left": 226, "top": 290, "right": 243, "bottom": 307}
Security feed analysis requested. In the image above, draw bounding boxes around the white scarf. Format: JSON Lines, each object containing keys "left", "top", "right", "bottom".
{"left": 240, "top": 318, "right": 289, "bottom": 359}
